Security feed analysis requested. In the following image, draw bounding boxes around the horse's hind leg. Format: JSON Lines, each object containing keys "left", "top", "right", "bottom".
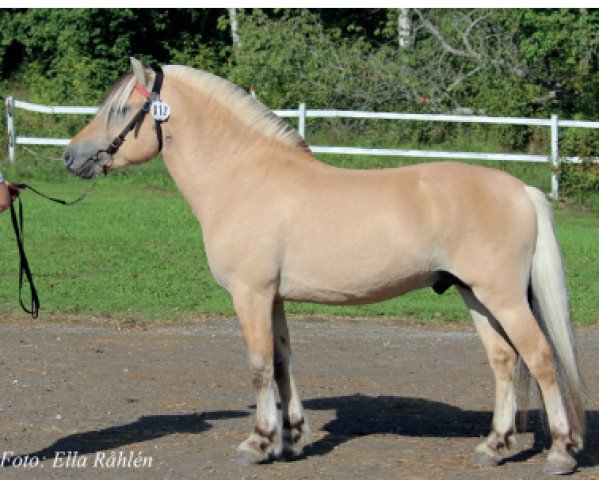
{"left": 272, "top": 301, "right": 311, "bottom": 457}
{"left": 458, "top": 287, "right": 518, "bottom": 467}
{"left": 231, "top": 287, "right": 282, "bottom": 464}
{"left": 473, "top": 287, "right": 577, "bottom": 474}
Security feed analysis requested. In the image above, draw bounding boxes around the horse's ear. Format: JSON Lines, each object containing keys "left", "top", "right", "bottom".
{"left": 130, "top": 57, "right": 147, "bottom": 86}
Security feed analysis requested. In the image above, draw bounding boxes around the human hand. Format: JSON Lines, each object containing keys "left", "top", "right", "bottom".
{"left": 0, "top": 181, "right": 21, "bottom": 213}
{"left": 7, "top": 182, "right": 21, "bottom": 201}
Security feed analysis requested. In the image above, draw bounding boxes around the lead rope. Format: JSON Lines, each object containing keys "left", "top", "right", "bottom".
{"left": 12, "top": 172, "right": 101, "bottom": 207}
{"left": 9, "top": 197, "right": 40, "bottom": 318}
{"left": 7, "top": 172, "right": 101, "bottom": 318}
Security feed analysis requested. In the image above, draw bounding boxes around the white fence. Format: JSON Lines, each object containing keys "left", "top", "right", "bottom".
{"left": 5, "top": 96, "right": 599, "bottom": 198}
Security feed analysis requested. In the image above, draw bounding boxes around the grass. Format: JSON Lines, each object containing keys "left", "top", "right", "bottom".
{"left": 553, "top": 208, "right": 599, "bottom": 325}
{"left": 0, "top": 151, "right": 597, "bottom": 325}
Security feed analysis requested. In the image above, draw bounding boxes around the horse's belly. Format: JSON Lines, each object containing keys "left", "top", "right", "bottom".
{"left": 277, "top": 211, "right": 441, "bottom": 304}
{"left": 278, "top": 259, "right": 437, "bottom": 305}
{"left": 279, "top": 279, "right": 433, "bottom": 305}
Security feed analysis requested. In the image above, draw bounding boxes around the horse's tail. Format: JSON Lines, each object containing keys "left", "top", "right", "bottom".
{"left": 524, "top": 185, "right": 585, "bottom": 451}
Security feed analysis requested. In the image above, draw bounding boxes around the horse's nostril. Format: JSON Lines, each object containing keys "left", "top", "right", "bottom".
{"left": 63, "top": 150, "right": 73, "bottom": 167}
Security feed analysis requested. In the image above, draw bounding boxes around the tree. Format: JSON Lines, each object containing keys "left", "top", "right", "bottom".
{"left": 0, "top": 9, "right": 229, "bottom": 103}
{"left": 228, "top": 8, "right": 241, "bottom": 51}
{"left": 513, "top": 9, "right": 599, "bottom": 117}
{"left": 398, "top": 8, "right": 411, "bottom": 48}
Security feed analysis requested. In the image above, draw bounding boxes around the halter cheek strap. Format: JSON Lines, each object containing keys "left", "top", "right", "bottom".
{"left": 86, "top": 65, "right": 166, "bottom": 174}
{"left": 132, "top": 66, "right": 165, "bottom": 153}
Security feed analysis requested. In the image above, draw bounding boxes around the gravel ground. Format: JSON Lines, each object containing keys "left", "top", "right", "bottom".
{"left": 0, "top": 316, "right": 596, "bottom": 479}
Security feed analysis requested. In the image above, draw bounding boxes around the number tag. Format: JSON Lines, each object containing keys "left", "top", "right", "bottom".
{"left": 150, "top": 100, "right": 170, "bottom": 121}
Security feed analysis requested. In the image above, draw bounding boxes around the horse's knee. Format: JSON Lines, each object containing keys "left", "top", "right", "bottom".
{"left": 249, "top": 358, "right": 274, "bottom": 389}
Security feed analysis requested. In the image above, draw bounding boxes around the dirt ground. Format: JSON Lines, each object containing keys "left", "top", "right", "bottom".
{"left": 0, "top": 315, "right": 596, "bottom": 479}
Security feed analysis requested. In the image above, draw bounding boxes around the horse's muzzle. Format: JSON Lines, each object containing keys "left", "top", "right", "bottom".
{"left": 63, "top": 144, "right": 103, "bottom": 179}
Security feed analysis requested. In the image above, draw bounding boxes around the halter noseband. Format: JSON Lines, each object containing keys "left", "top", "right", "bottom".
{"left": 87, "top": 65, "right": 166, "bottom": 174}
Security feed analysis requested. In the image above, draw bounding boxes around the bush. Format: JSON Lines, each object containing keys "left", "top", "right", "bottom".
{"left": 558, "top": 160, "right": 599, "bottom": 210}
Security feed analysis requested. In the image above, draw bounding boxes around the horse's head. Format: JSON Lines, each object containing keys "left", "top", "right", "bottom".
{"left": 63, "top": 57, "right": 165, "bottom": 178}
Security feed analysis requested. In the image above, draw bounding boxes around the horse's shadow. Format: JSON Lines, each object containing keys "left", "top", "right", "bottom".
{"left": 300, "top": 394, "right": 599, "bottom": 468}
{"left": 1, "top": 410, "right": 247, "bottom": 467}
{"left": 3, "top": 395, "right": 597, "bottom": 469}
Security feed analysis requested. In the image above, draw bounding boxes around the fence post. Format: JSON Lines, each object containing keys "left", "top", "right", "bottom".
{"left": 298, "top": 102, "right": 306, "bottom": 139}
{"left": 550, "top": 113, "right": 559, "bottom": 199}
{"left": 6, "top": 96, "right": 15, "bottom": 163}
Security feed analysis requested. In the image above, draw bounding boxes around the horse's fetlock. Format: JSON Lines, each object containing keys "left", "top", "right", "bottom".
{"left": 254, "top": 426, "right": 277, "bottom": 444}
{"left": 490, "top": 428, "right": 515, "bottom": 450}
{"left": 550, "top": 430, "right": 576, "bottom": 455}
{"left": 505, "top": 432, "right": 516, "bottom": 450}
{"left": 282, "top": 415, "right": 311, "bottom": 457}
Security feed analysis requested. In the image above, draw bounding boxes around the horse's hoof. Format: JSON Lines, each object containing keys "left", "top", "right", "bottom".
{"left": 544, "top": 453, "right": 577, "bottom": 475}
{"left": 232, "top": 431, "right": 282, "bottom": 465}
{"left": 471, "top": 447, "right": 501, "bottom": 467}
{"left": 281, "top": 437, "right": 307, "bottom": 460}
{"left": 231, "top": 448, "right": 264, "bottom": 466}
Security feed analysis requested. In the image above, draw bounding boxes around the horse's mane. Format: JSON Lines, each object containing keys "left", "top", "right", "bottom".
{"left": 164, "top": 65, "right": 308, "bottom": 151}
{"left": 99, "top": 65, "right": 308, "bottom": 152}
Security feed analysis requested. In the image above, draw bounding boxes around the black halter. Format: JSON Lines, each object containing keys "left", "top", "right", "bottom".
{"left": 87, "top": 65, "right": 165, "bottom": 174}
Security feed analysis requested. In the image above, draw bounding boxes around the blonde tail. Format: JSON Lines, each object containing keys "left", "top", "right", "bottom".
{"left": 524, "top": 185, "right": 585, "bottom": 451}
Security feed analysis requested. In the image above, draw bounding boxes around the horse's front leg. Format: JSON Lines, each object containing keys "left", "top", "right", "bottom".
{"left": 232, "top": 287, "right": 282, "bottom": 465}
{"left": 272, "top": 301, "right": 311, "bottom": 457}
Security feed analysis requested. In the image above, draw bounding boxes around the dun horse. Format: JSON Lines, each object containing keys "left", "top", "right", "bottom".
{"left": 64, "top": 58, "right": 585, "bottom": 474}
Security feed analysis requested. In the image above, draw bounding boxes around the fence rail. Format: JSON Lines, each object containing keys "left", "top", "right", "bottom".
{"left": 5, "top": 96, "right": 599, "bottom": 198}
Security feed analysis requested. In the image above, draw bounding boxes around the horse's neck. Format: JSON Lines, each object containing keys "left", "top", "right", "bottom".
{"left": 162, "top": 139, "right": 244, "bottom": 225}
{"left": 160, "top": 84, "right": 316, "bottom": 225}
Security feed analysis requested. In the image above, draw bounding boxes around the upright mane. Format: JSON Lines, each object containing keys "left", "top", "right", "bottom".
{"left": 163, "top": 65, "right": 309, "bottom": 151}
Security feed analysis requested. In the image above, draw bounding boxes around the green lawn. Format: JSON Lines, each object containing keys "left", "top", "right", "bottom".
{"left": 0, "top": 156, "right": 597, "bottom": 324}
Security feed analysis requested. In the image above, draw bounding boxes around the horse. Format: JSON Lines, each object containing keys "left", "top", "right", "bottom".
{"left": 63, "top": 57, "right": 585, "bottom": 474}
